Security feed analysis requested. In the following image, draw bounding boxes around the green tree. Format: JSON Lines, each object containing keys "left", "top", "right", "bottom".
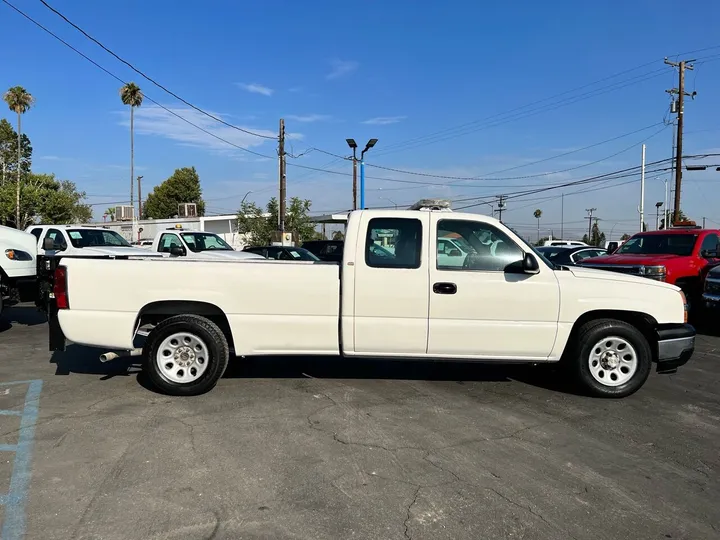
{"left": 143, "top": 167, "right": 205, "bottom": 219}
{"left": 582, "top": 222, "right": 606, "bottom": 247}
{"left": 120, "top": 82, "right": 143, "bottom": 214}
{"left": 533, "top": 208, "right": 542, "bottom": 243}
{"left": 620, "top": 233, "right": 631, "bottom": 241}
{"left": 237, "top": 196, "right": 317, "bottom": 246}
{"left": 332, "top": 230, "right": 345, "bottom": 241}
{"left": 3, "top": 86, "right": 34, "bottom": 228}
{"left": 535, "top": 236, "right": 549, "bottom": 247}
{"left": 105, "top": 207, "right": 116, "bottom": 221}
{"left": 0, "top": 173, "right": 90, "bottom": 229}
{"left": 0, "top": 119, "right": 32, "bottom": 183}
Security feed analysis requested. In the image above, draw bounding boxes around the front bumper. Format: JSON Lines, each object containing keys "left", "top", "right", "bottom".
{"left": 656, "top": 323, "right": 695, "bottom": 374}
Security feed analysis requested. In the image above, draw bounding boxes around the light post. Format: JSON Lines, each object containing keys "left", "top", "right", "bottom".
{"left": 655, "top": 201, "right": 663, "bottom": 230}
{"left": 346, "top": 138, "right": 378, "bottom": 210}
{"left": 240, "top": 190, "right": 253, "bottom": 205}
{"left": 380, "top": 196, "right": 397, "bottom": 209}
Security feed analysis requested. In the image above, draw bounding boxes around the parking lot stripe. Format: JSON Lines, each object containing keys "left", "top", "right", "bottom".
{"left": 0, "top": 380, "right": 43, "bottom": 540}
{"left": 0, "top": 445, "right": 18, "bottom": 452}
{"left": 0, "top": 411, "right": 22, "bottom": 417}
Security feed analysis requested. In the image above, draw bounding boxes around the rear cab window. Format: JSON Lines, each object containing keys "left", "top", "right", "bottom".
{"left": 365, "top": 218, "right": 423, "bottom": 269}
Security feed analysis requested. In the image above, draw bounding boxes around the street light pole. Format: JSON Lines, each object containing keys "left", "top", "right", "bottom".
{"left": 347, "top": 138, "right": 378, "bottom": 210}
{"left": 655, "top": 201, "right": 663, "bottom": 230}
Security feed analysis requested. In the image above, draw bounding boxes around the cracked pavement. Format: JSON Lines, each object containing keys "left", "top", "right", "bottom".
{"left": 1, "top": 306, "right": 719, "bottom": 539}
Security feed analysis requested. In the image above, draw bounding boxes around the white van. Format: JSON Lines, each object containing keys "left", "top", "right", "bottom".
{"left": 542, "top": 239, "right": 588, "bottom": 247}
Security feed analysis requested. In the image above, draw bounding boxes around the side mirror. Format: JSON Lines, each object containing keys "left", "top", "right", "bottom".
{"left": 448, "top": 248, "right": 462, "bottom": 257}
{"left": 522, "top": 253, "right": 540, "bottom": 274}
{"left": 170, "top": 246, "right": 186, "bottom": 257}
{"left": 43, "top": 237, "right": 55, "bottom": 250}
{"left": 701, "top": 249, "right": 718, "bottom": 259}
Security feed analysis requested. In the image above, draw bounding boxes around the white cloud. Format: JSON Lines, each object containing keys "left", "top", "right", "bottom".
{"left": 236, "top": 83, "right": 274, "bottom": 96}
{"left": 119, "top": 105, "right": 277, "bottom": 154}
{"left": 326, "top": 59, "right": 358, "bottom": 80}
{"left": 286, "top": 114, "right": 331, "bottom": 123}
{"left": 362, "top": 116, "right": 407, "bottom": 126}
{"left": 288, "top": 87, "right": 303, "bottom": 93}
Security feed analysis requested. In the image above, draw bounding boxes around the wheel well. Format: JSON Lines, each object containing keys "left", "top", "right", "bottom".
{"left": 568, "top": 310, "right": 659, "bottom": 358}
{"left": 136, "top": 301, "right": 234, "bottom": 349}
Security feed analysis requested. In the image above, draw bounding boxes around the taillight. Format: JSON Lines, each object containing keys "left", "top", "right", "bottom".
{"left": 53, "top": 266, "right": 69, "bottom": 309}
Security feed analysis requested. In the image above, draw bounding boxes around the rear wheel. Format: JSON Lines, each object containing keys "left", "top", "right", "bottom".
{"left": 567, "top": 319, "right": 652, "bottom": 398}
{"left": 143, "top": 314, "right": 229, "bottom": 396}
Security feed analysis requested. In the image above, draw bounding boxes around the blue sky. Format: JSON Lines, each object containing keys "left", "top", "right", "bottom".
{"left": 1, "top": 0, "right": 719, "bottom": 239}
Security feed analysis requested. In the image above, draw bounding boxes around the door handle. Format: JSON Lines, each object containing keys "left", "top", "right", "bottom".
{"left": 433, "top": 282, "right": 457, "bottom": 294}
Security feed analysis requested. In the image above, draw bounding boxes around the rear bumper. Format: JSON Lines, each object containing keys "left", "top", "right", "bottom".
{"left": 655, "top": 323, "right": 695, "bottom": 373}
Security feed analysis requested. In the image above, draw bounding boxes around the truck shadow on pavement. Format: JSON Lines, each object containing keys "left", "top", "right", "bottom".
{"left": 0, "top": 305, "right": 47, "bottom": 333}
{"left": 50, "top": 344, "right": 576, "bottom": 395}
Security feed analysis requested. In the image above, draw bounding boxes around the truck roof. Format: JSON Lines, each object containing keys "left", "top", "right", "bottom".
{"left": 632, "top": 228, "right": 720, "bottom": 236}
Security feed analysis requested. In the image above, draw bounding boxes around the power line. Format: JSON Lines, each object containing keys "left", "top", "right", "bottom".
{"left": 36, "top": 0, "right": 277, "bottom": 140}
{"left": 1, "top": 0, "right": 278, "bottom": 161}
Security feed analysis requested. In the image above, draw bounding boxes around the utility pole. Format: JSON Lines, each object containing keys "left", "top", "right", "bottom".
{"left": 639, "top": 144, "right": 646, "bottom": 232}
{"left": 585, "top": 208, "right": 597, "bottom": 241}
{"left": 560, "top": 193, "right": 564, "bottom": 240}
{"left": 278, "top": 118, "right": 286, "bottom": 233}
{"left": 497, "top": 195, "right": 506, "bottom": 222}
{"left": 665, "top": 57, "right": 696, "bottom": 224}
{"left": 703, "top": 216, "right": 706, "bottom": 228}
{"left": 137, "top": 175, "right": 143, "bottom": 219}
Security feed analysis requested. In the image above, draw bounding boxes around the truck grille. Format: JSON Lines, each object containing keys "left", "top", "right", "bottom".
{"left": 705, "top": 278, "right": 720, "bottom": 295}
{"left": 582, "top": 264, "right": 642, "bottom": 276}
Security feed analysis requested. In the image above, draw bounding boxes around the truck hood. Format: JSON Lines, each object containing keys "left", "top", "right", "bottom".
{"left": 76, "top": 246, "right": 164, "bottom": 258}
{"left": 582, "top": 253, "right": 683, "bottom": 265}
{"left": 186, "top": 250, "right": 265, "bottom": 260}
{"left": 0, "top": 225, "right": 38, "bottom": 257}
{"left": 566, "top": 265, "right": 679, "bottom": 290}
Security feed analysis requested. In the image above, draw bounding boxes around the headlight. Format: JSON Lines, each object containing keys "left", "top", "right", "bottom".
{"left": 4, "top": 249, "right": 33, "bottom": 261}
{"left": 680, "top": 290, "right": 688, "bottom": 323}
{"left": 640, "top": 265, "right": 666, "bottom": 280}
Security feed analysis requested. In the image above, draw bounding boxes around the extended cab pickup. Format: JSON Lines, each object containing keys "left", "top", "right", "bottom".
{"left": 579, "top": 227, "right": 720, "bottom": 311}
{"left": 44, "top": 201, "right": 695, "bottom": 398}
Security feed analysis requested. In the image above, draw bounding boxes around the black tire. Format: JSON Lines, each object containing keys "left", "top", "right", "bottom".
{"left": 143, "top": 314, "right": 229, "bottom": 396}
{"left": 566, "top": 318, "right": 652, "bottom": 398}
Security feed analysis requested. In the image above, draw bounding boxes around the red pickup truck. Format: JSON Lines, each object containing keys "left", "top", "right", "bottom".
{"left": 579, "top": 227, "right": 720, "bottom": 311}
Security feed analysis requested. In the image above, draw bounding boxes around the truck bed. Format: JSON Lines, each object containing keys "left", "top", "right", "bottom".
{"left": 56, "top": 257, "right": 341, "bottom": 355}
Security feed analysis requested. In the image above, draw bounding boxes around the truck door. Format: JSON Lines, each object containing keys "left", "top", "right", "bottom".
{"left": 352, "top": 213, "right": 430, "bottom": 355}
{"left": 427, "top": 214, "right": 560, "bottom": 360}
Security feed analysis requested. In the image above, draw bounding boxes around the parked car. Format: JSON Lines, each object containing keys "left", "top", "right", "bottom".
{"left": 0, "top": 225, "right": 38, "bottom": 313}
{"left": 536, "top": 246, "right": 572, "bottom": 259}
{"left": 579, "top": 226, "right": 720, "bottom": 311}
{"left": 243, "top": 245, "right": 319, "bottom": 261}
{"left": 301, "top": 240, "right": 343, "bottom": 262}
{"left": 542, "top": 239, "right": 588, "bottom": 247}
{"left": 39, "top": 200, "right": 694, "bottom": 399}
{"left": 702, "top": 264, "right": 720, "bottom": 310}
{"left": 542, "top": 246, "right": 607, "bottom": 266}
{"left": 26, "top": 224, "right": 163, "bottom": 259}
{"left": 149, "top": 228, "right": 264, "bottom": 260}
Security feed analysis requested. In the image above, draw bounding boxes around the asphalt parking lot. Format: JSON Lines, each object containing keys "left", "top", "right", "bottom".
{"left": 0, "top": 306, "right": 719, "bottom": 540}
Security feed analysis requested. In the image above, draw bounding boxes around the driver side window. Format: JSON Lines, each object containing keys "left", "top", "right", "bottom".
{"left": 437, "top": 219, "right": 523, "bottom": 272}
{"left": 159, "top": 234, "right": 181, "bottom": 253}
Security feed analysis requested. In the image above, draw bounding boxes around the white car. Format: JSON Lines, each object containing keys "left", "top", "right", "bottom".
{"left": 41, "top": 201, "right": 694, "bottom": 398}
{"left": 0, "top": 225, "right": 38, "bottom": 313}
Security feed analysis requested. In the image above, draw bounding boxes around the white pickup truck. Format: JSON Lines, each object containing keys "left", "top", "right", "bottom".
{"left": 43, "top": 200, "right": 695, "bottom": 398}
{"left": 1, "top": 225, "right": 38, "bottom": 313}
{"left": 146, "top": 227, "right": 263, "bottom": 260}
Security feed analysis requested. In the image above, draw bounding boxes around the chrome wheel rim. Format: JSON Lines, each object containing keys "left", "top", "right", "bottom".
{"left": 588, "top": 336, "right": 638, "bottom": 387}
{"left": 155, "top": 332, "right": 209, "bottom": 384}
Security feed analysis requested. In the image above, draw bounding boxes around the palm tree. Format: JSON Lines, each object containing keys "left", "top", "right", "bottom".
{"left": 119, "top": 82, "right": 143, "bottom": 217}
{"left": 3, "top": 86, "right": 34, "bottom": 228}
{"left": 533, "top": 208, "right": 542, "bottom": 243}
{"left": 105, "top": 207, "right": 116, "bottom": 221}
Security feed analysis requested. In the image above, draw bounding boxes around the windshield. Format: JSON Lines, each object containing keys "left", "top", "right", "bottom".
{"left": 67, "top": 229, "right": 131, "bottom": 248}
{"left": 616, "top": 234, "right": 697, "bottom": 256}
{"left": 537, "top": 246, "right": 569, "bottom": 259}
{"left": 180, "top": 232, "right": 233, "bottom": 252}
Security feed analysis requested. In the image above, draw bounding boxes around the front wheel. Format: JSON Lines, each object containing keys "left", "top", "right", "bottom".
{"left": 568, "top": 319, "right": 652, "bottom": 398}
{"left": 143, "top": 314, "right": 229, "bottom": 396}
